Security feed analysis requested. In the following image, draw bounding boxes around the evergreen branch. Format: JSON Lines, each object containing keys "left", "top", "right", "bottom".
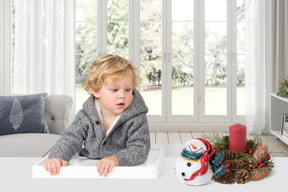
{"left": 251, "top": 132, "right": 263, "bottom": 152}
{"left": 201, "top": 132, "right": 228, "bottom": 146}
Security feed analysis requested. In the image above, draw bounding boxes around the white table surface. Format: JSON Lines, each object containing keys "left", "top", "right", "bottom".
{"left": 0, "top": 157, "right": 287, "bottom": 192}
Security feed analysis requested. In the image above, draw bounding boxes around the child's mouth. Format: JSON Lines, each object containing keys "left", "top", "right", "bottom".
{"left": 117, "top": 103, "right": 125, "bottom": 107}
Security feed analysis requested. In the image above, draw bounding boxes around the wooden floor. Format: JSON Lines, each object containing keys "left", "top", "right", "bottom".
{"left": 150, "top": 131, "right": 288, "bottom": 157}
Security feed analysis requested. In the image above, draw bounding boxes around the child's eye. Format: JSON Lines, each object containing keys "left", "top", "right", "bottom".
{"left": 125, "top": 88, "right": 131, "bottom": 92}
{"left": 111, "top": 89, "right": 118, "bottom": 92}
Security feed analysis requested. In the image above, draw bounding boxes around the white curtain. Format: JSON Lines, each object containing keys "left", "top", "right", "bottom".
{"left": 245, "top": 0, "right": 288, "bottom": 134}
{"left": 272, "top": 0, "right": 288, "bottom": 90}
{"left": 245, "top": 0, "right": 271, "bottom": 134}
{"left": 14, "top": 0, "right": 74, "bottom": 100}
{"left": 0, "top": 0, "right": 11, "bottom": 95}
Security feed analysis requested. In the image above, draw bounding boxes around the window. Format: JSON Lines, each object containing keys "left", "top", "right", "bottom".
{"left": 75, "top": 0, "right": 246, "bottom": 124}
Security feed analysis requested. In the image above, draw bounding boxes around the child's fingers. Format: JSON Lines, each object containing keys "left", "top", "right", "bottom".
{"left": 43, "top": 162, "right": 48, "bottom": 171}
{"left": 48, "top": 159, "right": 61, "bottom": 175}
{"left": 55, "top": 159, "right": 61, "bottom": 175}
{"left": 43, "top": 158, "right": 66, "bottom": 176}
{"left": 102, "top": 162, "right": 116, "bottom": 177}
{"left": 49, "top": 161, "right": 57, "bottom": 175}
{"left": 47, "top": 163, "right": 54, "bottom": 175}
{"left": 96, "top": 157, "right": 119, "bottom": 177}
{"left": 96, "top": 161, "right": 102, "bottom": 174}
{"left": 62, "top": 160, "right": 68, "bottom": 167}
{"left": 106, "top": 162, "right": 117, "bottom": 177}
{"left": 108, "top": 163, "right": 115, "bottom": 173}
{"left": 103, "top": 163, "right": 111, "bottom": 177}
{"left": 99, "top": 162, "right": 106, "bottom": 176}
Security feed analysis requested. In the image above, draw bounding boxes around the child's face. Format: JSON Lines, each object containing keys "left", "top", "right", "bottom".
{"left": 92, "top": 71, "right": 134, "bottom": 117}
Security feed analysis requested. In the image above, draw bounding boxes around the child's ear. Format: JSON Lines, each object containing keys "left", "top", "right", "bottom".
{"left": 92, "top": 89, "right": 100, "bottom": 98}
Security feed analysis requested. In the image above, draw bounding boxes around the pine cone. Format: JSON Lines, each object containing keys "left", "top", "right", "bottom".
{"left": 212, "top": 172, "right": 236, "bottom": 184}
{"left": 243, "top": 158, "right": 250, "bottom": 164}
{"left": 224, "top": 160, "right": 246, "bottom": 170}
{"left": 223, "top": 150, "right": 239, "bottom": 161}
{"left": 250, "top": 169, "right": 271, "bottom": 181}
{"left": 267, "top": 161, "right": 275, "bottom": 168}
{"left": 235, "top": 169, "right": 251, "bottom": 184}
{"left": 253, "top": 145, "right": 268, "bottom": 162}
{"left": 213, "top": 144, "right": 226, "bottom": 153}
{"left": 254, "top": 143, "right": 262, "bottom": 150}
{"left": 246, "top": 139, "right": 254, "bottom": 150}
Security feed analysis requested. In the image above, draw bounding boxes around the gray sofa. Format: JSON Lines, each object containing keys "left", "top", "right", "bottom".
{"left": 0, "top": 95, "right": 72, "bottom": 157}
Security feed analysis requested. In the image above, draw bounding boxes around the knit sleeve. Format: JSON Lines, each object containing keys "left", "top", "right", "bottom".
{"left": 113, "top": 114, "right": 151, "bottom": 166}
{"left": 48, "top": 113, "right": 88, "bottom": 162}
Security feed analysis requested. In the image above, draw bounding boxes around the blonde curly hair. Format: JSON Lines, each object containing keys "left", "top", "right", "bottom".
{"left": 82, "top": 55, "right": 139, "bottom": 97}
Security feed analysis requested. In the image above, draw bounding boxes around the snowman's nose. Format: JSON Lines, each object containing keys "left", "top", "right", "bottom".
{"left": 191, "top": 144, "right": 197, "bottom": 150}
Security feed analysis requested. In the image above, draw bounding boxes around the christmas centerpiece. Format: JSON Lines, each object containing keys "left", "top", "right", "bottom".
{"left": 201, "top": 124, "right": 274, "bottom": 184}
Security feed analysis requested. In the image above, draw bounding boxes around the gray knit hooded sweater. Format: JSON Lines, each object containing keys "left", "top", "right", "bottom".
{"left": 48, "top": 90, "right": 151, "bottom": 166}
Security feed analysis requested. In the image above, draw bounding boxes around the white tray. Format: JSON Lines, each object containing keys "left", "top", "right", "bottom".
{"left": 32, "top": 148, "right": 163, "bottom": 179}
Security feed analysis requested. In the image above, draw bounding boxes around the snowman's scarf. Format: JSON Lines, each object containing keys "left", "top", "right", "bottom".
{"left": 181, "top": 138, "right": 227, "bottom": 181}
{"left": 181, "top": 148, "right": 203, "bottom": 160}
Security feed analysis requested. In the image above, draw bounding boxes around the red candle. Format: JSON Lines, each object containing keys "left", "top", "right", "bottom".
{"left": 229, "top": 124, "right": 247, "bottom": 152}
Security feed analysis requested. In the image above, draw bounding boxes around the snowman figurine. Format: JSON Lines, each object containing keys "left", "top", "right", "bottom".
{"left": 174, "top": 138, "right": 226, "bottom": 186}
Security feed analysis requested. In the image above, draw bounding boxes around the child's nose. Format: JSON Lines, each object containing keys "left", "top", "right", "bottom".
{"left": 118, "top": 90, "right": 125, "bottom": 98}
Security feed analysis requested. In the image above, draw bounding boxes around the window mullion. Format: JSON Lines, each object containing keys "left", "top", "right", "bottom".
{"left": 165, "top": 0, "right": 172, "bottom": 122}
{"left": 98, "top": 0, "right": 107, "bottom": 57}
{"left": 129, "top": 0, "right": 140, "bottom": 69}
{"left": 228, "top": 0, "right": 235, "bottom": 122}
{"left": 196, "top": 0, "right": 205, "bottom": 122}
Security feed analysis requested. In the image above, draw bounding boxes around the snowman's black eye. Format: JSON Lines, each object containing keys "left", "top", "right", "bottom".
{"left": 187, "top": 162, "right": 191, "bottom": 167}
{"left": 181, "top": 172, "right": 185, "bottom": 177}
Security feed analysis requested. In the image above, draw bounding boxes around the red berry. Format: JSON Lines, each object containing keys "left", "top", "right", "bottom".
{"left": 248, "top": 150, "right": 252, "bottom": 154}
{"left": 258, "top": 165, "right": 262, "bottom": 168}
{"left": 226, "top": 169, "right": 230, "bottom": 173}
{"left": 220, "top": 161, "right": 223, "bottom": 165}
{"left": 257, "top": 160, "right": 261, "bottom": 164}
{"left": 252, "top": 165, "right": 256, "bottom": 169}
{"left": 260, "top": 163, "right": 265, "bottom": 167}
{"left": 267, "top": 153, "right": 271, "bottom": 160}
{"left": 226, "top": 163, "right": 230, "bottom": 168}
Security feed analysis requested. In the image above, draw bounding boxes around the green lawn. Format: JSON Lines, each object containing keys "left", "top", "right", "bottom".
{"left": 75, "top": 84, "right": 245, "bottom": 116}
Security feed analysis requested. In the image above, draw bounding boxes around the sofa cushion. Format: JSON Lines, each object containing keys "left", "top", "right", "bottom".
{"left": 44, "top": 95, "right": 73, "bottom": 135}
{"left": 0, "top": 133, "right": 61, "bottom": 157}
{"left": 0, "top": 93, "right": 49, "bottom": 135}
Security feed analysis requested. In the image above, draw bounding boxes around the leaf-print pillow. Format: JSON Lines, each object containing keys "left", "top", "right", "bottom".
{"left": 0, "top": 93, "right": 49, "bottom": 135}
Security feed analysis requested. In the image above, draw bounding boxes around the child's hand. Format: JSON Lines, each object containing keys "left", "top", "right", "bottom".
{"left": 96, "top": 156, "right": 120, "bottom": 177}
{"left": 43, "top": 158, "right": 68, "bottom": 176}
